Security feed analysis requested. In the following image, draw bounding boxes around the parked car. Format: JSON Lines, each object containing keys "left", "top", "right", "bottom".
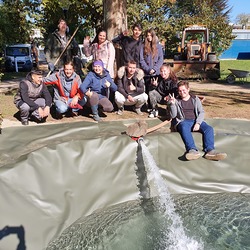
{"left": 4, "top": 44, "right": 34, "bottom": 72}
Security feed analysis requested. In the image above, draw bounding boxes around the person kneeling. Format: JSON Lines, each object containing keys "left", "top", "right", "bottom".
{"left": 43, "top": 60, "right": 86, "bottom": 119}
{"left": 80, "top": 60, "right": 117, "bottom": 121}
{"left": 115, "top": 60, "right": 148, "bottom": 116}
{"left": 14, "top": 70, "right": 52, "bottom": 125}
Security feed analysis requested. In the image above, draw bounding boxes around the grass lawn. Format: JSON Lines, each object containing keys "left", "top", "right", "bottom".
{"left": 1, "top": 71, "right": 27, "bottom": 81}
{"left": 1, "top": 59, "right": 250, "bottom": 82}
{"left": 220, "top": 60, "right": 250, "bottom": 82}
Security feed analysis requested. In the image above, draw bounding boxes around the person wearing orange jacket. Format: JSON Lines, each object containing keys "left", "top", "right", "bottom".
{"left": 43, "top": 60, "right": 86, "bottom": 118}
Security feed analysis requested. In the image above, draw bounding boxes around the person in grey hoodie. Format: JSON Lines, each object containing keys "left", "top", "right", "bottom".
{"left": 43, "top": 60, "right": 86, "bottom": 118}
{"left": 168, "top": 80, "right": 227, "bottom": 161}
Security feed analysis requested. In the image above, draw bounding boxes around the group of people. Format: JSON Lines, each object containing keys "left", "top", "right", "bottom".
{"left": 14, "top": 19, "right": 227, "bottom": 161}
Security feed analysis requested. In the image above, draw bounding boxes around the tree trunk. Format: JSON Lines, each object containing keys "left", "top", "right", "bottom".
{"left": 103, "top": 0, "right": 127, "bottom": 40}
{"left": 103, "top": 0, "right": 127, "bottom": 75}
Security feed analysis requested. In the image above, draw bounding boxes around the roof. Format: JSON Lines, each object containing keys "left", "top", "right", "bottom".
{"left": 6, "top": 44, "right": 31, "bottom": 48}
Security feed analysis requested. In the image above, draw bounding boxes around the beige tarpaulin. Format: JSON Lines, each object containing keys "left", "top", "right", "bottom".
{"left": 0, "top": 118, "right": 249, "bottom": 249}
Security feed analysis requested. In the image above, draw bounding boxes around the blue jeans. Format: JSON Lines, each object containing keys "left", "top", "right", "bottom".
{"left": 177, "top": 119, "right": 214, "bottom": 153}
{"left": 54, "top": 97, "right": 87, "bottom": 114}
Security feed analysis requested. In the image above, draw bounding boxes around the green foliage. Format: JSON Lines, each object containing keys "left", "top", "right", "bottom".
{"left": 40, "top": 0, "right": 102, "bottom": 43}
{"left": 0, "top": 0, "right": 234, "bottom": 58}
{"left": 0, "top": 0, "right": 41, "bottom": 51}
{"left": 166, "top": 0, "right": 233, "bottom": 57}
{"left": 126, "top": 0, "right": 173, "bottom": 35}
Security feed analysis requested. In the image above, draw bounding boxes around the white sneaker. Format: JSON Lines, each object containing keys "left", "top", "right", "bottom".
{"left": 116, "top": 107, "right": 124, "bottom": 115}
{"left": 148, "top": 109, "right": 158, "bottom": 118}
{"left": 133, "top": 107, "right": 143, "bottom": 115}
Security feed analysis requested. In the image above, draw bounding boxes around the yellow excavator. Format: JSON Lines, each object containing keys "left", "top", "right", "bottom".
{"left": 172, "top": 25, "right": 220, "bottom": 80}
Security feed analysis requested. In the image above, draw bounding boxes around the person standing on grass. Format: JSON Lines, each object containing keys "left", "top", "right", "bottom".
{"left": 80, "top": 60, "right": 117, "bottom": 122}
{"left": 43, "top": 60, "right": 86, "bottom": 119}
{"left": 168, "top": 80, "right": 227, "bottom": 161}
{"left": 115, "top": 60, "right": 148, "bottom": 116}
{"left": 148, "top": 63, "right": 178, "bottom": 118}
{"left": 14, "top": 70, "right": 52, "bottom": 125}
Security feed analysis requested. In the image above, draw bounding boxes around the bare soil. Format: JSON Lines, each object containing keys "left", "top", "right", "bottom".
{"left": 1, "top": 79, "right": 250, "bottom": 128}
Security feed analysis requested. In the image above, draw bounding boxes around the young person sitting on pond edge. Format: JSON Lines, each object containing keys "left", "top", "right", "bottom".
{"left": 168, "top": 80, "right": 227, "bottom": 161}
{"left": 14, "top": 70, "right": 52, "bottom": 125}
{"left": 43, "top": 61, "right": 86, "bottom": 119}
{"left": 80, "top": 60, "right": 117, "bottom": 122}
{"left": 115, "top": 60, "right": 148, "bottom": 116}
{"left": 148, "top": 63, "right": 178, "bottom": 119}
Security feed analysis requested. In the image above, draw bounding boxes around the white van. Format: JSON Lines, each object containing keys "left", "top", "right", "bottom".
{"left": 4, "top": 44, "right": 33, "bottom": 72}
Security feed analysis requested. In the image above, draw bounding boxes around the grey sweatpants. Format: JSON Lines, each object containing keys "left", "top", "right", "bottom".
{"left": 17, "top": 98, "right": 46, "bottom": 121}
{"left": 148, "top": 89, "right": 162, "bottom": 109}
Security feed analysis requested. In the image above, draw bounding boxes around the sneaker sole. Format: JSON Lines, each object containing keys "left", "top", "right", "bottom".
{"left": 205, "top": 153, "right": 227, "bottom": 161}
{"left": 186, "top": 153, "right": 201, "bottom": 160}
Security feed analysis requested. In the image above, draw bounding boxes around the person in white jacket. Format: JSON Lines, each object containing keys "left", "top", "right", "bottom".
{"left": 82, "top": 29, "right": 115, "bottom": 78}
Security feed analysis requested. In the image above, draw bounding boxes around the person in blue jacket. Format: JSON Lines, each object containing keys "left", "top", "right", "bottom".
{"left": 80, "top": 60, "right": 117, "bottom": 121}
{"left": 140, "top": 28, "right": 164, "bottom": 109}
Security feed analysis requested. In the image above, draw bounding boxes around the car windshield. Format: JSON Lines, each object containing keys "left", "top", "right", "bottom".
{"left": 6, "top": 47, "right": 29, "bottom": 56}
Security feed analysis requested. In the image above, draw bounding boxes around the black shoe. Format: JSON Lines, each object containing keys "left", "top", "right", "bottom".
{"left": 55, "top": 112, "right": 63, "bottom": 120}
{"left": 70, "top": 110, "right": 78, "bottom": 117}
{"left": 21, "top": 120, "right": 29, "bottom": 125}
{"left": 30, "top": 116, "right": 46, "bottom": 123}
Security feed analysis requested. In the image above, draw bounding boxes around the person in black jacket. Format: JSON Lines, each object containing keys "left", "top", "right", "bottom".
{"left": 115, "top": 60, "right": 148, "bottom": 115}
{"left": 14, "top": 70, "right": 52, "bottom": 125}
{"left": 112, "top": 23, "right": 143, "bottom": 67}
{"left": 44, "top": 18, "right": 79, "bottom": 71}
{"left": 148, "top": 63, "right": 178, "bottom": 118}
